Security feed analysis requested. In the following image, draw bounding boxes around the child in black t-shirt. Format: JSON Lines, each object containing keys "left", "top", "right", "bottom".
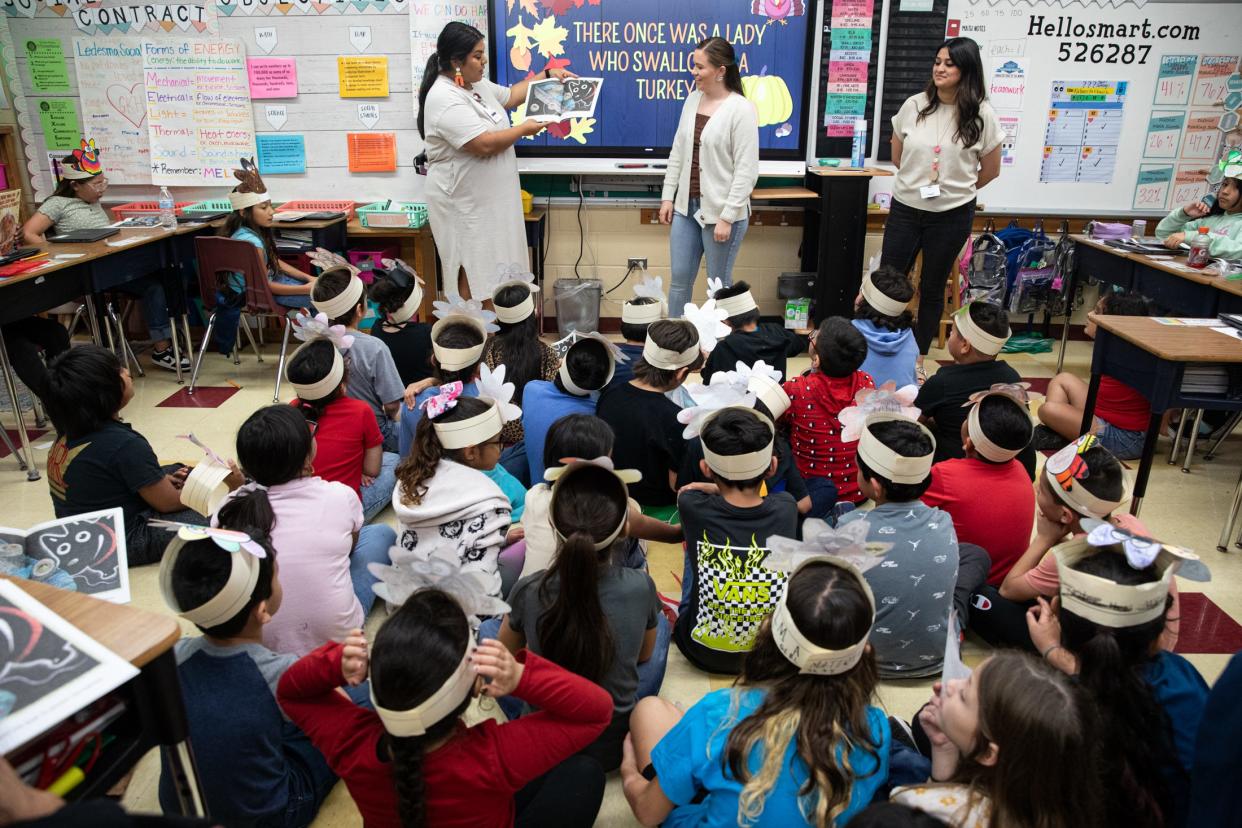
{"left": 675, "top": 407, "right": 798, "bottom": 674}
{"left": 42, "top": 346, "right": 243, "bottom": 565}
{"left": 701, "top": 281, "right": 808, "bottom": 384}
{"left": 366, "top": 261, "right": 433, "bottom": 387}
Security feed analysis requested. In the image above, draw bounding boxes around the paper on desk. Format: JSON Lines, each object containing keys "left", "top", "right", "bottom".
{"left": 1153, "top": 317, "right": 1222, "bottom": 326}
{"left": 1211, "top": 326, "right": 1242, "bottom": 341}
{"left": 52, "top": 253, "right": 85, "bottom": 260}
{"left": 105, "top": 236, "right": 149, "bottom": 247}
{"left": 0, "top": 580, "right": 139, "bottom": 755}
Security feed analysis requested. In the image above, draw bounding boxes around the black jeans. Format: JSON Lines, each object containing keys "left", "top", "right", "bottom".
{"left": 514, "top": 754, "right": 605, "bottom": 828}
{"left": 1, "top": 317, "right": 71, "bottom": 399}
{"left": 880, "top": 197, "right": 977, "bottom": 354}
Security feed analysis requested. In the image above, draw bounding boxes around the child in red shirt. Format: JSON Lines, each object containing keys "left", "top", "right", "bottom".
{"left": 1037, "top": 291, "right": 1152, "bottom": 459}
{"left": 782, "top": 316, "right": 874, "bottom": 515}
{"left": 922, "top": 387, "right": 1036, "bottom": 586}
{"left": 277, "top": 588, "right": 612, "bottom": 828}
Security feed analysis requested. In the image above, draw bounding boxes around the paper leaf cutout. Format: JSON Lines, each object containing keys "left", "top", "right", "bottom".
{"left": 506, "top": 16, "right": 534, "bottom": 50}
{"left": 682, "top": 299, "right": 730, "bottom": 353}
{"left": 567, "top": 117, "right": 595, "bottom": 144}
{"left": 530, "top": 15, "right": 568, "bottom": 58}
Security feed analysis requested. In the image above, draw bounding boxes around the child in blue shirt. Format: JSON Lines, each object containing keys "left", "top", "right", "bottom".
{"left": 609, "top": 296, "right": 662, "bottom": 391}
{"left": 621, "top": 551, "right": 890, "bottom": 827}
{"left": 852, "top": 266, "right": 918, "bottom": 389}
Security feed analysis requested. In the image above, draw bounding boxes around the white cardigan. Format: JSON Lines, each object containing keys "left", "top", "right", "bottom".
{"left": 661, "top": 91, "right": 760, "bottom": 225}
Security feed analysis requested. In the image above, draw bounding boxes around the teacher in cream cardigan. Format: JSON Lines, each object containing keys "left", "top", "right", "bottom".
{"left": 659, "top": 37, "right": 759, "bottom": 315}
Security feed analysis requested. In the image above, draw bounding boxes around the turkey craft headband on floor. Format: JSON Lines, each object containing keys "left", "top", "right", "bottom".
{"left": 856, "top": 412, "right": 936, "bottom": 484}
{"left": 1044, "top": 434, "right": 1130, "bottom": 519}
{"left": 963, "top": 383, "right": 1041, "bottom": 463}
{"left": 286, "top": 314, "right": 354, "bottom": 401}
{"left": 623, "top": 274, "right": 668, "bottom": 324}
{"left": 430, "top": 295, "right": 499, "bottom": 371}
{"left": 59, "top": 139, "right": 104, "bottom": 180}
{"left": 228, "top": 158, "right": 271, "bottom": 211}
{"left": 1055, "top": 518, "right": 1209, "bottom": 629}
{"left": 764, "top": 520, "right": 889, "bottom": 675}
{"left": 544, "top": 457, "right": 641, "bottom": 552}
{"left": 558, "top": 332, "right": 627, "bottom": 396}
{"left": 155, "top": 522, "right": 267, "bottom": 629}
{"left": 491, "top": 264, "right": 540, "bottom": 324}
{"left": 953, "top": 304, "right": 1011, "bottom": 355}
{"left": 861, "top": 271, "right": 909, "bottom": 317}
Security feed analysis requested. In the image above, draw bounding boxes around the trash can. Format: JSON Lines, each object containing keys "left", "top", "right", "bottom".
{"left": 554, "top": 278, "right": 603, "bottom": 336}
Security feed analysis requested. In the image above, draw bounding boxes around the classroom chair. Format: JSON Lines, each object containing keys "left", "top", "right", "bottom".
{"left": 188, "top": 237, "right": 294, "bottom": 403}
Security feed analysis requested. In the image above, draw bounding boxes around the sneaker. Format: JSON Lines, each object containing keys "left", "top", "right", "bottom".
{"left": 1032, "top": 424, "right": 1070, "bottom": 452}
{"left": 151, "top": 348, "right": 190, "bottom": 372}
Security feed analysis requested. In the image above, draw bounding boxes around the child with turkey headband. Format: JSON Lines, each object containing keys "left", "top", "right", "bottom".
{"left": 276, "top": 587, "right": 612, "bottom": 827}
{"left": 622, "top": 521, "right": 890, "bottom": 828}
{"left": 485, "top": 266, "right": 558, "bottom": 446}
{"left": 614, "top": 275, "right": 669, "bottom": 388}
{"left": 853, "top": 266, "right": 918, "bottom": 389}
{"left": 367, "top": 257, "right": 433, "bottom": 386}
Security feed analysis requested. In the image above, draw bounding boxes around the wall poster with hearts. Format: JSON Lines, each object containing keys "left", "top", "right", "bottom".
{"left": 73, "top": 37, "right": 151, "bottom": 183}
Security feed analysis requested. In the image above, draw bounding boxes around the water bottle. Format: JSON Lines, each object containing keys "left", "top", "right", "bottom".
{"left": 850, "top": 119, "right": 867, "bottom": 168}
{"left": 1187, "top": 225, "right": 1212, "bottom": 269}
{"left": 1130, "top": 219, "right": 1146, "bottom": 240}
{"left": 158, "top": 186, "right": 176, "bottom": 229}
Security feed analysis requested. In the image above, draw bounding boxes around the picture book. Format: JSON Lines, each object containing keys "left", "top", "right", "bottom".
{"left": 524, "top": 77, "right": 603, "bottom": 122}
{"left": 0, "top": 508, "right": 130, "bottom": 604}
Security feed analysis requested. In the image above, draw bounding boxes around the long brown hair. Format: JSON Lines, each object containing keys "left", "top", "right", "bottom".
{"left": 395, "top": 395, "right": 491, "bottom": 506}
{"left": 536, "top": 464, "right": 628, "bottom": 683}
{"left": 917, "top": 37, "right": 986, "bottom": 148}
{"left": 724, "top": 562, "right": 882, "bottom": 827}
{"left": 950, "top": 651, "right": 1100, "bottom": 828}
{"left": 222, "top": 205, "right": 279, "bottom": 274}
{"left": 696, "top": 36, "right": 745, "bottom": 97}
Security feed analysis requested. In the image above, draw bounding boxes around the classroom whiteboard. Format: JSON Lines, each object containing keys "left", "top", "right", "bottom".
{"left": 945, "top": 0, "right": 1240, "bottom": 216}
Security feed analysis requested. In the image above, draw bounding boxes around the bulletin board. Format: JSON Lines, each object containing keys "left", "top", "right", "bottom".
{"left": 814, "top": 0, "right": 883, "bottom": 160}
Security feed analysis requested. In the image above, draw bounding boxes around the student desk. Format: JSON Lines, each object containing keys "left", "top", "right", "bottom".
{"left": 273, "top": 214, "right": 347, "bottom": 253}
{"left": 1, "top": 576, "right": 206, "bottom": 815}
{"left": 1079, "top": 315, "right": 1242, "bottom": 516}
{"left": 802, "top": 168, "right": 892, "bottom": 319}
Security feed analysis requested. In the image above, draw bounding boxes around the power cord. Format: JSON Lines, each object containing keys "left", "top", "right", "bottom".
{"left": 605, "top": 264, "right": 638, "bottom": 295}
{"left": 573, "top": 174, "right": 585, "bottom": 279}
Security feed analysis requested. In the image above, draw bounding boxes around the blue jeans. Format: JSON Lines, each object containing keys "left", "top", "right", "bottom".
{"left": 361, "top": 451, "right": 399, "bottom": 522}
{"left": 805, "top": 476, "right": 839, "bottom": 521}
{"left": 636, "top": 612, "right": 671, "bottom": 700}
{"left": 1095, "top": 418, "right": 1146, "bottom": 460}
{"left": 114, "top": 276, "right": 173, "bottom": 342}
{"left": 350, "top": 523, "right": 395, "bottom": 614}
{"left": 668, "top": 197, "right": 750, "bottom": 315}
{"left": 499, "top": 441, "right": 530, "bottom": 488}
{"left": 273, "top": 728, "right": 338, "bottom": 828}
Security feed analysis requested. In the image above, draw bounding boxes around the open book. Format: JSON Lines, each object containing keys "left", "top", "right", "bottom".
{"left": 524, "top": 77, "right": 603, "bottom": 122}
{"left": 0, "top": 508, "right": 130, "bottom": 604}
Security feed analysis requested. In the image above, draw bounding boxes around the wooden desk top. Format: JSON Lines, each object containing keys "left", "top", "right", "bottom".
{"left": 1071, "top": 234, "right": 1242, "bottom": 298}
{"left": 0, "top": 227, "right": 182, "bottom": 289}
{"left": 1092, "top": 314, "right": 1242, "bottom": 363}
{"left": 807, "top": 167, "right": 893, "bottom": 178}
{"left": 1, "top": 577, "right": 179, "bottom": 668}
{"left": 752, "top": 186, "right": 818, "bottom": 200}
{"left": 524, "top": 207, "right": 546, "bottom": 222}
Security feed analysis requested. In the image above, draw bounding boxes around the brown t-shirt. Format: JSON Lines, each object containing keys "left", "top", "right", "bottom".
{"left": 688, "top": 113, "right": 710, "bottom": 199}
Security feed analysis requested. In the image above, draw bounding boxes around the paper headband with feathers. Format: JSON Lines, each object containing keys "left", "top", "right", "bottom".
{"left": 61, "top": 138, "right": 103, "bottom": 179}
{"left": 368, "top": 547, "right": 509, "bottom": 621}
{"left": 432, "top": 294, "right": 500, "bottom": 334}
{"left": 682, "top": 299, "right": 730, "bottom": 354}
{"left": 307, "top": 248, "right": 361, "bottom": 278}
{"left": 838, "top": 382, "right": 921, "bottom": 442}
{"left": 229, "top": 158, "right": 270, "bottom": 210}
{"left": 292, "top": 312, "right": 354, "bottom": 350}
{"left": 678, "top": 373, "right": 757, "bottom": 439}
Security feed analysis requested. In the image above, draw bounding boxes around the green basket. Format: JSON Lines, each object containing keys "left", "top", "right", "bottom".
{"left": 183, "top": 199, "right": 234, "bottom": 214}
{"left": 357, "top": 201, "right": 428, "bottom": 229}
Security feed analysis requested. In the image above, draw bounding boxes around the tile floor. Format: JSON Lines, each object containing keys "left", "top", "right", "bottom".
{"left": 3, "top": 330, "right": 1240, "bottom": 826}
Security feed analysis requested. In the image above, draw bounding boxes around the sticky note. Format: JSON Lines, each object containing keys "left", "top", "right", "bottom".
{"left": 257, "top": 133, "right": 306, "bottom": 174}
{"left": 248, "top": 58, "right": 298, "bottom": 99}
{"left": 37, "top": 99, "right": 80, "bottom": 150}
{"left": 338, "top": 56, "right": 389, "bottom": 98}
{"left": 26, "top": 39, "right": 70, "bottom": 92}
{"left": 347, "top": 132, "right": 396, "bottom": 172}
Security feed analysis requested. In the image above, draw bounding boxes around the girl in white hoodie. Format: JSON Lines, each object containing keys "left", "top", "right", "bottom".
{"left": 391, "top": 385, "right": 523, "bottom": 598}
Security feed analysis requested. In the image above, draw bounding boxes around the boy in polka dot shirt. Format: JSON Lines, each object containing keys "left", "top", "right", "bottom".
{"left": 781, "top": 317, "right": 874, "bottom": 517}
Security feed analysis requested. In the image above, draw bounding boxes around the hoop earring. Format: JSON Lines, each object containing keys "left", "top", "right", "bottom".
{"left": 454, "top": 67, "right": 465, "bottom": 88}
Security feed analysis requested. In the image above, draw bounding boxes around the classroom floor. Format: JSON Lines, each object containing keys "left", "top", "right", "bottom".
{"left": 3, "top": 329, "right": 1241, "bottom": 826}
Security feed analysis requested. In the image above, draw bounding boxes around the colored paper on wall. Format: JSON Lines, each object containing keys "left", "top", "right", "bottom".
{"left": 256, "top": 133, "right": 305, "bottom": 174}
{"left": 37, "top": 99, "right": 80, "bottom": 150}
{"left": 999, "top": 115, "right": 1020, "bottom": 167}
{"left": 338, "top": 56, "right": 388, "bottom": 98}
{"left": 1182, "top": 111, "right": 1222, "bottom": 161}
{"left": 25, "top": 39, "right": 70, "bottom": 92}
{"left": 1173, "top": 163, "right": 1211, "bottom": 205}
{"left": 73, "top": 37, "right": 150, "bottom": 185}
{"left": 1143, "top": 111, "right": 1185, "bottom": 159}
{"left": 1133, "top": 164, "right": 1173, "bottom": 211}
{"left": 1040, "top": 80, "right": 1127, "bottom": 185}
{"left": 830, "top": 28, "right": 871, "bottom": 52}
{"left": 1192, "top": 55, "right": 1240, "bottom": 107}
{"left": 247, "top": 57, "right": 298, "bottom": 99}
{"left": 346, "top": 131, "right": 395, "bottom": 172}
{"left": 1154, "top": 55, "right": 1196, "bottom": 106}
{"left": 989, "top": 60, "right": 1026, "bottom": 111}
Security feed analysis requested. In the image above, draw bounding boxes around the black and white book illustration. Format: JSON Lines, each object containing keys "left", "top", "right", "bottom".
{"left": 0, "top": 508, "right": 130, "bottom": 604}
{"left": 524, "top": 77, "right": 603, "bottom": 122}
{"left": 0, "top": 581, "right": 138, "bottom": 754}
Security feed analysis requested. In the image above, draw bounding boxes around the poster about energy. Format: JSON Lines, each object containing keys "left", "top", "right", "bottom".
{"left": 490, "top": 0, "right": 815, "bottom": 156}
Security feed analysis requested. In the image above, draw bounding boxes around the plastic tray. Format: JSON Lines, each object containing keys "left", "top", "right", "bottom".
{"left": 275, "top": 199, "right": 356, "bottom": 219}
{"left": 109, "top": 201, "right": 193, "bottom": 221}
{"left": 356, "top": 201, "right": 428, "bottom": 229}
{"left": 183, "top": 199, "right": 235, "bottom": 214}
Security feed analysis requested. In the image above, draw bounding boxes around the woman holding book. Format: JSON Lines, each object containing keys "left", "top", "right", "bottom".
{"left": 416, "top": 22, "right": 574, "bottom": 302}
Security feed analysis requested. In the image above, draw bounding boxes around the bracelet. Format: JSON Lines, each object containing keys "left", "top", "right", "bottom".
{"left": 543, "top": 68, "right": 550, "bottom": 80}
{"left": 1041, "top": 644, "right": 1064, "bottom": 661}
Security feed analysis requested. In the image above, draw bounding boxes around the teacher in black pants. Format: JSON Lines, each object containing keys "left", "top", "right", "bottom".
{"left": 880, "top": 37, "right": 1003, "bottom": 371}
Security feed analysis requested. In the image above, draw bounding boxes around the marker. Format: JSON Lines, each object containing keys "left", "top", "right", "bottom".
{"left": 226, "top": 379, "right": 243, "bottom": 390}
{"left": 650, "top": 163, "right": 668, "bottom": 169}
{"left": 615, "top": 163, "right": 648, "bottom": 169}
{"left": 47, "top": 767, "right": 84, "bottom": 797}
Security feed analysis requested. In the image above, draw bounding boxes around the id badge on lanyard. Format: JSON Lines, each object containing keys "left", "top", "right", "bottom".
{"left": 468, "top": 90, "right": 503, "bottom": 125}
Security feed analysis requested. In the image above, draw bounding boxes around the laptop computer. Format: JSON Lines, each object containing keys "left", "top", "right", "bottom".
{"left": 46, "top": 228, "right": 119, "bottom": 243}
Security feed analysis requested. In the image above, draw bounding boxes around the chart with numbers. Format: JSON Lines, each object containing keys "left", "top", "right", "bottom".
{"left": 1040, "top": 80, "right": 1128, "bottom": 185}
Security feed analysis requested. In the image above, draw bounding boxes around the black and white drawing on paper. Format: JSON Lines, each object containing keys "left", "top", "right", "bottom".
{"left": 0, "top": 508, "right": 130, "bottom": 603}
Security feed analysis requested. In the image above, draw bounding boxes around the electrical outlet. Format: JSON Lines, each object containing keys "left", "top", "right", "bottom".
{"left": 628, "top": 257, "right": 648, "bottom": 272}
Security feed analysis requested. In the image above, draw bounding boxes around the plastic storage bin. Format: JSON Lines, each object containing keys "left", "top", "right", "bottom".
{"left": 356, "top": 201, "right": 428, "bottom": 229}
{"left": 553, "top": 278, "right": 602, "bottom": 337}
{"left": 275, "top": 200, "right": 356, "bottom": 219}
{"left": 348, "top": 247, "right": 399, "bottom": 273}
{"left": 109, "top": 201, "right": 192, "bottom": 221}
{"left": 183, "top": 199, "right": 234, "bottom": 214}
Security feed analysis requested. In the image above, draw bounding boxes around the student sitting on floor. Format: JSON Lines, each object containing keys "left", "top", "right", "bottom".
{"left": 675, "top": 406, "right": 799, "bottom": 675}
{"left": 497, "top": 458, "right": 667, "bottom": 772}
{"left": 156, "top": 514, "right": 337, "bottom": 827}
{"left": 891, "top": 651, "right": 1098, "bottom": 827}
{"left": 838, "top": 414, "right": 990, "bottom": 678}
{"left": 0, "top": 314, "right": 69, "bottom": 405}
{"left": 23, "top": 140, "right": 186, "bottom": 372}
{"left": 782, "top": 316, "right": 874, "bottom": 515}
{"left": 285, "top": 318, "right": 395, "bottom": 522}
{"left": 609, "top": 283, "right": 666, "bottom": 390}
{"left": 522, "top": 333, "right": 618, "bottom": 485}
{"left": 222, "top": 405, "right": 394, "bottom": 657}
{"left": 1029, "top": 525, "right": 1210, "bottom": 827}
{"left": 312, "top": 267, "right": 405, "bottom": 454}
{"left": 1155, "top": 147, "right": 1242, "bottom": 260}
{"left": 853, "top": 266, "right": 918, "bottom": 389}
{"left": 397, "top": 304, "right": 490, "bottom": 456}
{"left": 598, "top": 318, "right": 702, "bottom": 520}
{"left": 621, "top": 551, "right": 890, "bottom": 828}
{"left": 700, "top": 281, "right": 807, "bottom": 384}
{"left": 973, "top": 434, "right": 1179, "bottom": 653}
{"left": 915, "top": 302, "right": 1035, "bottom": 477}
{"left": 367, "top": 260, "right": 433, "bottom": 386}
{"left": 921, "top": 386, "right": 1036, "bottom": 587}
{"left": 277, "top": 589, "right": 612, "bottom": 828}
{"left": 1035, "top": 291, "right": 1152, "bottom": 459}
{"left": 42, "top": 345, "right": 241, "bottom": 565}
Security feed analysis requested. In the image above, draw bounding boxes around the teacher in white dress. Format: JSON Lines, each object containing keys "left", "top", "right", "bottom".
{"left": 880, "top": 37, "right": 1003, "bottom": 368}
{"left": 418, "top": 22, "right": 573, "bottom": 302}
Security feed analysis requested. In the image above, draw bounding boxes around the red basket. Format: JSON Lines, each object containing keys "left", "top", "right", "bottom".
{"left": 274, "top": 200, "right": 356, "bottom": 219}
{"left": 109, "top": 201, "right": 193, "bottom": 221}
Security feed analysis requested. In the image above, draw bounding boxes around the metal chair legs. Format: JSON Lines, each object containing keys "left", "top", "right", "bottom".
{"left": 1181, "top": 409, "right": 1205, "bottom": 474}
{"left": 1169, "top": 409, "right": 1188, "bottom": 465}
{"left": 187, "top": 312, "right": 218, "bottom": 396}
{"left": 273, "top": 315, "right": 292, "bottom": 403}
{"left": 1221, "top": 465, "right": 1242, "bottom": 551}
{"left": 1204, "top": 411, "right": 1242, "bottom": 462}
